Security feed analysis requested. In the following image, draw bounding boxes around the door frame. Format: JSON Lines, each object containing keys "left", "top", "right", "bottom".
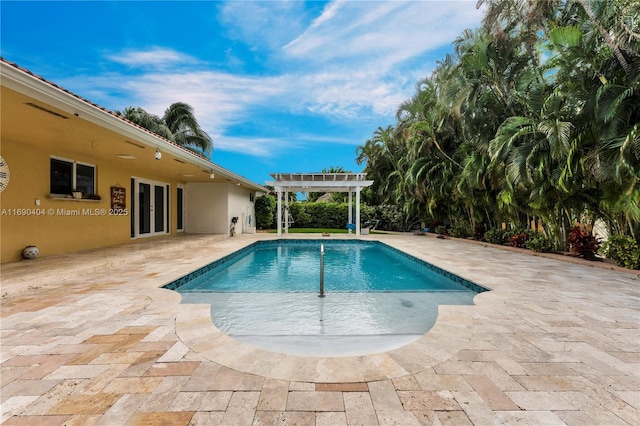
{"left": 177, "top": 184, "right": 185, "bottom": 232}
{"left": 131, "top": 177, "right": 170, "bottom": 238}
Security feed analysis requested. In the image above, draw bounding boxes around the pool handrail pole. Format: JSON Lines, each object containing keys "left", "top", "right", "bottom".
{"left": 319, "top": 243, "right": 325, "bottom": 297}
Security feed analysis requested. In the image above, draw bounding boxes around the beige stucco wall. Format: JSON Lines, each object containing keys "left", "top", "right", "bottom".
{"left": 184, "top": 183, "right": 256, "bottom": 235}
{"left": 0, "top": 140, "right": 184, "bottom": 262}
{"left": 228, "top": 183, "right": 256, "bottom": 234}
{"left": 184, "top": 183, "right": 227, "bottom": 234}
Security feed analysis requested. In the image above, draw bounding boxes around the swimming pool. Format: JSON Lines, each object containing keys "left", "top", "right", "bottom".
{"left": 166, "top": 239, "right": 487, "bottom": 356}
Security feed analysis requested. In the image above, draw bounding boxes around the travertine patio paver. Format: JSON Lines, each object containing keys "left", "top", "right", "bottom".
{"left": 1, "top": 233, "right": 638, "bottom": 424}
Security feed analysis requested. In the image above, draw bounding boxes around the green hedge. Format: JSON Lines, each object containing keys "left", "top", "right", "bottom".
{"left": 292, "top": 203, "right": 350, "bottom": 229}
{"left": 257, "top": 199, "right": 410, "bottom": 231}
{"left": 255, "top": 194, "right": 276, "bottom": 229}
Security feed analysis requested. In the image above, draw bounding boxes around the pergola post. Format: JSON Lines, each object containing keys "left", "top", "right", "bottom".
{"left": 348, "top": 189, "right": 353, "bottom": 233}
{"left": 284, "top": 189, "right": 289, "bottom": 234}
{"left": 276, "top": 187, "right": 282, "bottom": 236}
{"left": 356, "top": 187, "right": 361, "bottom": 235}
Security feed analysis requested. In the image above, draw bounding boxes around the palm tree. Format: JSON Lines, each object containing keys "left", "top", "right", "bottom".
{"left": 161, "top": 102, "right": 213, "bottom": 154}
{"left": 354, "top": 0, "right": 639, "bottom": 243}
{"left": 305, "top": 166, "right": 350, "bottom": 202}
{"left": 356, "top": 126, "right": 397, "bottom": 205}
{"left": 117, "top": 106, "right": 173, "bottom": 140}
{"left": 116, "top": 102, "right": 213, "bottom": 155}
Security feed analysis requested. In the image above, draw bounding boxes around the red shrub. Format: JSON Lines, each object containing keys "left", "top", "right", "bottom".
{"left": 567, "top": 227, "right": 601, "bottom": 260}
{"left": 509, "top": 232, "right": 528, "bottom": 248}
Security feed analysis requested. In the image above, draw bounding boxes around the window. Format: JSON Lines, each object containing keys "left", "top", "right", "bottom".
{"left": 50, "top": 157, "right": 96, "bottom": 196}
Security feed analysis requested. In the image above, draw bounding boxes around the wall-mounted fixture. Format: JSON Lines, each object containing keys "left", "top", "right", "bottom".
{"left": 155, "top": 149, "right": 162, "bottom": 160}
{"left": 210, "top": 171, "right": 215, "bottom": 179}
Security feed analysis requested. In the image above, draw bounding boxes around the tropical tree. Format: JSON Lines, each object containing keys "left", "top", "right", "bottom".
{"left": 355, "top": 0, "right": 639, "bottom": 251}
{"left": 116, "top": 102, "right": 213, "bottom": 154}
{"left": 306, "top": 166, "right": 349, "bottom": 203}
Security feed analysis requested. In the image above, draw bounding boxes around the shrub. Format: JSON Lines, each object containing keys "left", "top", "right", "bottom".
{"left": 434, "top": 225, "right": 448, "bottom": 235}
{"left": 526, "top": 233, "right": 552, "bottom": 252}
{"left": 366, "top": 204, "right": 406, "bottom": 231}
{"left": 255, "top": 194, "right": 276, "bottom": 229}
{"left": 566, "top": 226, "right": 601, "bottom": 260}
{"left": 288, "top": 203, "right": 312, "bottom": 228}
{"left": 602, "top": 235, "right": 640, "bottom": 269}
{"left": 449, "top": 223, "right": 472, "bottom": 238}
{"left": 509, "top": 232, "right": 529, "bottom": 248}
{"left": 484, "top": 228, "right": 510, "bottom": 245}
{"left": 473, "top": 224, "right": 486, "bottom": 241}
{"left": 289, "top": 202, "right": 375, "bottom": 229}
{"left": 274, "top": 201, "right": 411, "bottom": 232}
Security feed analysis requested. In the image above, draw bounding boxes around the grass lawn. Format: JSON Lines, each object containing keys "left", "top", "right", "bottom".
{"left": 267, "top": 228, "right": 349, "bottom": 234}
{"left": 264, "top": 228, "right": 384, "bottom": 234}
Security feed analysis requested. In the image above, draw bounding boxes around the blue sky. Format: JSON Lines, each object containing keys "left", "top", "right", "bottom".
{"left": 1, "top": 1, "right": 484, "bottom": 186}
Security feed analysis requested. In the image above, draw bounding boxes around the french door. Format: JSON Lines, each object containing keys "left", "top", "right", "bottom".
{"left": 131, "top": 178, "right": 170, "bottom": 238}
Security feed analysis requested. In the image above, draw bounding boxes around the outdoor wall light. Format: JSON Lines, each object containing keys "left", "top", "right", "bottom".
{"left": 210, "top": 171, "right": 215, "bottom": 179}
{"left": 155, "top": 149, "right": 162, "bottom": 160}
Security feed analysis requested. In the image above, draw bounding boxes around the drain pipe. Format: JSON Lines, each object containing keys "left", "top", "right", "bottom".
{"left": 319, "top": 243, "right": 325, "bottom": 298}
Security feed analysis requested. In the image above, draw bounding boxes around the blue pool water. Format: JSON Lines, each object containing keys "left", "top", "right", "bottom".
{"left": 167, "top": 240, "right": 487, "bottom": 356}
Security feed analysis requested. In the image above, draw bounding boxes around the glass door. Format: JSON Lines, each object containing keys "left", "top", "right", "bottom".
{"left": 132, "top": 178, "right": 169, "bottom": 238}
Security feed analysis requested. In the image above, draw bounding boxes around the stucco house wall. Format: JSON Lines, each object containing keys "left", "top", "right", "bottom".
{"left": 185, "top": 183, "right": 256, "bottom": 235}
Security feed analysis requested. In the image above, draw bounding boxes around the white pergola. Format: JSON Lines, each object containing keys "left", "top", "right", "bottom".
{"left": 265, "top": 173, "right": 374, "bottom": 236}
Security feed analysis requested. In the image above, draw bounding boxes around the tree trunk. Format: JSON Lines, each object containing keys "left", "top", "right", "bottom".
{"left": 578, "top": 0, "right": 629, "bottom": 73}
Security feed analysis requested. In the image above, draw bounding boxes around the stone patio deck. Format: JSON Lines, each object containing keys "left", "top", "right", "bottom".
{"left": 1, "top": 233, "right": 638, "bottom": 425}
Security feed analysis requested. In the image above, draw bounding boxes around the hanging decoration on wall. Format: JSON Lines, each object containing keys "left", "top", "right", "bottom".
{"left": 111, "top": 185, "right": 126, "bottom": 210}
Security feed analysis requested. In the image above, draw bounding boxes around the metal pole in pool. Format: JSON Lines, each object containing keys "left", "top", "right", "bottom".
{"left": 319, "top": 243, "right": 325, "bottom": 297}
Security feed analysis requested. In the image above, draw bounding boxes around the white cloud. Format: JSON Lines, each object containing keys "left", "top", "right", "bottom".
{"left": 284, "top": 1, "right": 482, "bottom": 67}
{"left": 285, "top": 68, "right": 410, "bottom": 118}
{"left": 214, "top": 135, "right": 302, "bottom": 157}
{"left": 106, "top": 47, "right": 200, "bottom": 68}
{"left": 217, "top": 1, "right": 308, "bottom": 50}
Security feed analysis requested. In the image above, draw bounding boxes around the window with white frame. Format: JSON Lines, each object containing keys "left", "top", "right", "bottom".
{"left": 50, "top": 157, "right": 96, "bottom": 196}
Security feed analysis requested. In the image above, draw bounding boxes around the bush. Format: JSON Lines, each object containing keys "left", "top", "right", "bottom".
{"left": 473, "top": 224, "right": 486, "bottom": 241}
{"left": 288, "top": 203, "right": 312, "bottom": 228}
{"left": 434, "top": 225, "right": 448, "bottom": 235}
{"left": 449, "top": 223, "right": 472, "bottom": 238}
{"left": 526, "top": 232, "right": 552, "bottom": 253}
{"left": 567, "top": 226, "right": 601, "bottom": 260}
{"left": 301, "top": 203, "right": 349, "bottom": 228}
{"left": 602, "top": 235, "right": 640, "bottom": 269}
{"left": 484, "top": 228, "right": 510, "bottom": 245}
{"left": 365, "top": 204, "right": 406, "bottom": 231}
{"left": 255, "top": 194, "right": 276, "bottom": 229}
{"left": 277, "top": 202, "right": 411, "bottom": 232}
{"left": 509, "top": 232, "right": 529, "bottom": 248}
